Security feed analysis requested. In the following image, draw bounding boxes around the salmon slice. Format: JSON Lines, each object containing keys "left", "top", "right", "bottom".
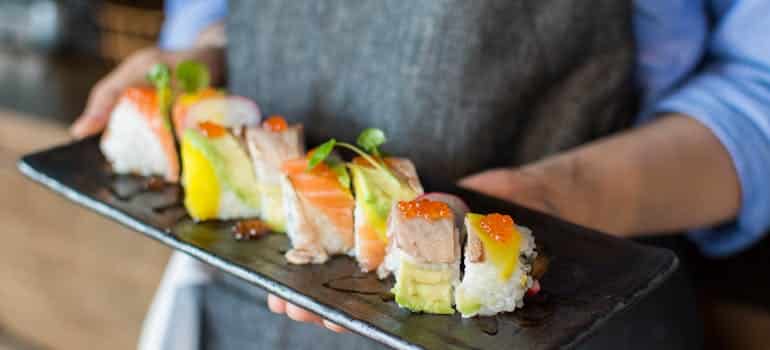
{"left": 283, "top": 159, "right": 354, "bottom": 233}
{"left": 356, "top": 221, "right": 386, "bottom": 272}
{"left": 281, "top": 158, "right": 355, "bottom": 263}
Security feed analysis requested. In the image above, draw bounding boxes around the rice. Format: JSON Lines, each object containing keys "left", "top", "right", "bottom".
{"left": 215, "top": 187, "right": 260, "bottom": 220}
{"left": 100, "top": 100, "right": 169, "bottom": 177}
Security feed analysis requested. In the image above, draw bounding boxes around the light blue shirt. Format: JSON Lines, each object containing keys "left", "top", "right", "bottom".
{"left": 162, "top": 0, "right": 770, "bottom": 257}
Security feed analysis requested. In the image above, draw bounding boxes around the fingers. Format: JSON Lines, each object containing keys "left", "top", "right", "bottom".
{"left": 322, "top": 320, "right": 348, "bottom": 333}
{"left": 70, "top": 46, "right": 226, "bottom": 139}
{"left": 266, "top": 294, "right": 287, "bottom": 313}
{"left": 285, "top": 302, "right": 323, "bottom": 324}
{"left": 267, "top": 294, "right": 348, "bottom": 333}
{"left": 70, "top": 80, "right": 122, "bottom": 138}
{"left": 457, "top": 168, "right": 519, "bottom": 200}
{"left": 71, "top": 48, "right": 163, "bottom": 139}
{"left": 458, "top": 167, "right": 557, "bottom": 216}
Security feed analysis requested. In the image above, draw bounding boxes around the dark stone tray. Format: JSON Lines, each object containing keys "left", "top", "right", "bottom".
{"left": 18, "top": 137, "right": 677, "bottom": 349}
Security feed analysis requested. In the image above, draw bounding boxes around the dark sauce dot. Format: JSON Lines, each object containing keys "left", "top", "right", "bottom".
{"left": 379, "top": 292, "right": 395, "bottom": 302}
{"left": 144, "top": 176, "right": 166, "bottom": 191}
{"left": 232, "top": 219, "right": 271, "bottom": 240}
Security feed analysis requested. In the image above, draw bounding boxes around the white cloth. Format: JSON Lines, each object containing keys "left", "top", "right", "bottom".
{"left": 138, "top": 252, "right": 214, "bottom": 350}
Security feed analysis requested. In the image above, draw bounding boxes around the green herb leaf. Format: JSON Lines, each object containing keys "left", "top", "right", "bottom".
{"left": 175, "top": 60, "right": 210, "bottom": 93}
{"left": 146, "top": 64, "right": 170, "bottom": 90}
{"left": 356, "top": 128, "right": 387, "bottom": 156}
{"left": 307, "top": 139, "right": 336, "bottom": 170}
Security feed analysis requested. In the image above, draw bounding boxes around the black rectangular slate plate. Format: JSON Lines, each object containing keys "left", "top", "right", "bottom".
{"left": 18, "top": 138, "right": 677, "bottom": 350}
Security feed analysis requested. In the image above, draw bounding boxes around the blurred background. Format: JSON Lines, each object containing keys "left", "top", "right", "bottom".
{"left": 1, "top": 1, "right": 769, "bottom": 349}
{"left": 0, "top": 1, "right": 169, "bottom": 349}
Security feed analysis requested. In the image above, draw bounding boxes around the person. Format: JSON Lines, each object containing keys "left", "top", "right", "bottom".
{"left": 71, "top": 0, "right": 770, "bottom": 349}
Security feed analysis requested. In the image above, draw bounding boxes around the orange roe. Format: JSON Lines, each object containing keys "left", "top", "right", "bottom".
{"left": 197, "top": 121, "right": 226, "bottom": 138}
{"left": 123, "top": 87, "right": 158, "bottom": 117}
{"left": 480, "top": 213, "right": 516, "bottom": 243}
{"left": 397, "top": 198, "right": 452, "bottom": 221}
{"left": 263, "top": 115, "right": 288, "bottom": 132}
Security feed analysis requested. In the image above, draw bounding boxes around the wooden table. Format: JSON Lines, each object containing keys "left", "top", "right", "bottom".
{"left": 0, "top": 110, "right": 169, "bottom": 350}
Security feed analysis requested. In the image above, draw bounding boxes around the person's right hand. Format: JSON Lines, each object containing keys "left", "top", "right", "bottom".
{"left": 70, "top": 45, "right": 225, "bottom": 139}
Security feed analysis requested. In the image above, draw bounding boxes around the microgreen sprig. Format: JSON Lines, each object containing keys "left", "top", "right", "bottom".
{"left": 175, "top": 60, "right": 210, "bottom": 93}
{"left": 307, "top": 128, "right": 404, "bottom": 188}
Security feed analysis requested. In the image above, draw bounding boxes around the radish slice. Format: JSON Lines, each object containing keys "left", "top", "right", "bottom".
{"left": 184, "top": 96, "right": 261, "bottom": 131}
{"left": 418, "top": 192, "right": 470, "bottom": 226}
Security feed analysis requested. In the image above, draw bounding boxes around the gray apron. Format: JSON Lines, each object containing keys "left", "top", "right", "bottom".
{"left": 196, "top": 0, "right": 700, "bottom": 348}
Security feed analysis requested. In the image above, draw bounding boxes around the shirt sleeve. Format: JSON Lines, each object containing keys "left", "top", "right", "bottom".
{"left": 159, "top": 0, "right": 228, "bottom": 51}
{"left": 648, "top": 0, "right": 770, "bottom": 257}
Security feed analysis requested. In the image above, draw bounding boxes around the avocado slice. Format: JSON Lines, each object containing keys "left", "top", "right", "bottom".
{"left": 455, "top": 288, "right": 482, "bottom": 317}
{"left": 392, "top": 259, "right": 455, "bottom": 314}
{"left": 349, "top": 163, "right": 416, "bottom": 240}
{"left": 261, "top": 188, "right": 286, "bottom": 233}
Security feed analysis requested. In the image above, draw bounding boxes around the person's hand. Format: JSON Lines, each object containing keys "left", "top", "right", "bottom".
{"left": 458, "top": 166, "right": 562, "bottom": 218}
{"left": 70, "top": 45, "right": 225, "bottom": 139}
{"left": 266, "top": 294, "right": 348, "bottom": 333}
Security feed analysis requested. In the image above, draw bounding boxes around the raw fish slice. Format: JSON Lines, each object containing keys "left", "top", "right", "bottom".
{"left": 281, "top": 158, "right": 355, "bottom": 264}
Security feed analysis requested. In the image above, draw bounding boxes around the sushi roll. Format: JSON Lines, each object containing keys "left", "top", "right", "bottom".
{"left": 380, "top": 198, "right": 461, "bottom": 314}
{"left": 349, "top": 157, "right": 423, "bottom": 272}
{"left": 181, "top": 124, "right": 261, "bottom": 221}
{"left": 454, "top": 213, "right": 537, "bottom": 318}
{"left": 280, "top": 156, "right": 355, "bottom": 264}
{"left": 179, "top": 97, "right": 262, "bottom": 221}
{"left": 245, "top": 116, "right": 305, "bottom": 232}
{"left": 100, "top": 86, "right": 179, "bottom": 182}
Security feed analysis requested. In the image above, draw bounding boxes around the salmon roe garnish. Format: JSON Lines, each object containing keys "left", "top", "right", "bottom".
{"left": 197, "top": 121, "right": 226, "bottom": 138}
{"left": 479, "top": 213, "right": 516, "bottom": 243}
{"left": 123, "top": 87, "right": 158, "bottom": 117}
{"left": 263, "top": 115, "right": 288, "bottom": 132}
{"left": 397, "top": 198, "right": 452, "bottom": 221}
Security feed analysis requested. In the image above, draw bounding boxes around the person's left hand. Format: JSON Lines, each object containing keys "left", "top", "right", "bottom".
{"left": 457, "top": 167, "right": 561, "bottom": 217}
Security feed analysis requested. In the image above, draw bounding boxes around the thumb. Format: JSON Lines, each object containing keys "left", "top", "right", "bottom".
{"left": 458, "top": 168, "right": 520, "bottom": 200}
{"left": 70, "top": 80, "right": 122, "bottom": 139}
{"left": 70, "top": 112, "right": 111, "bottom": 139}
{"left": 458, "top": 167, "right": 557, "bottom": 216}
